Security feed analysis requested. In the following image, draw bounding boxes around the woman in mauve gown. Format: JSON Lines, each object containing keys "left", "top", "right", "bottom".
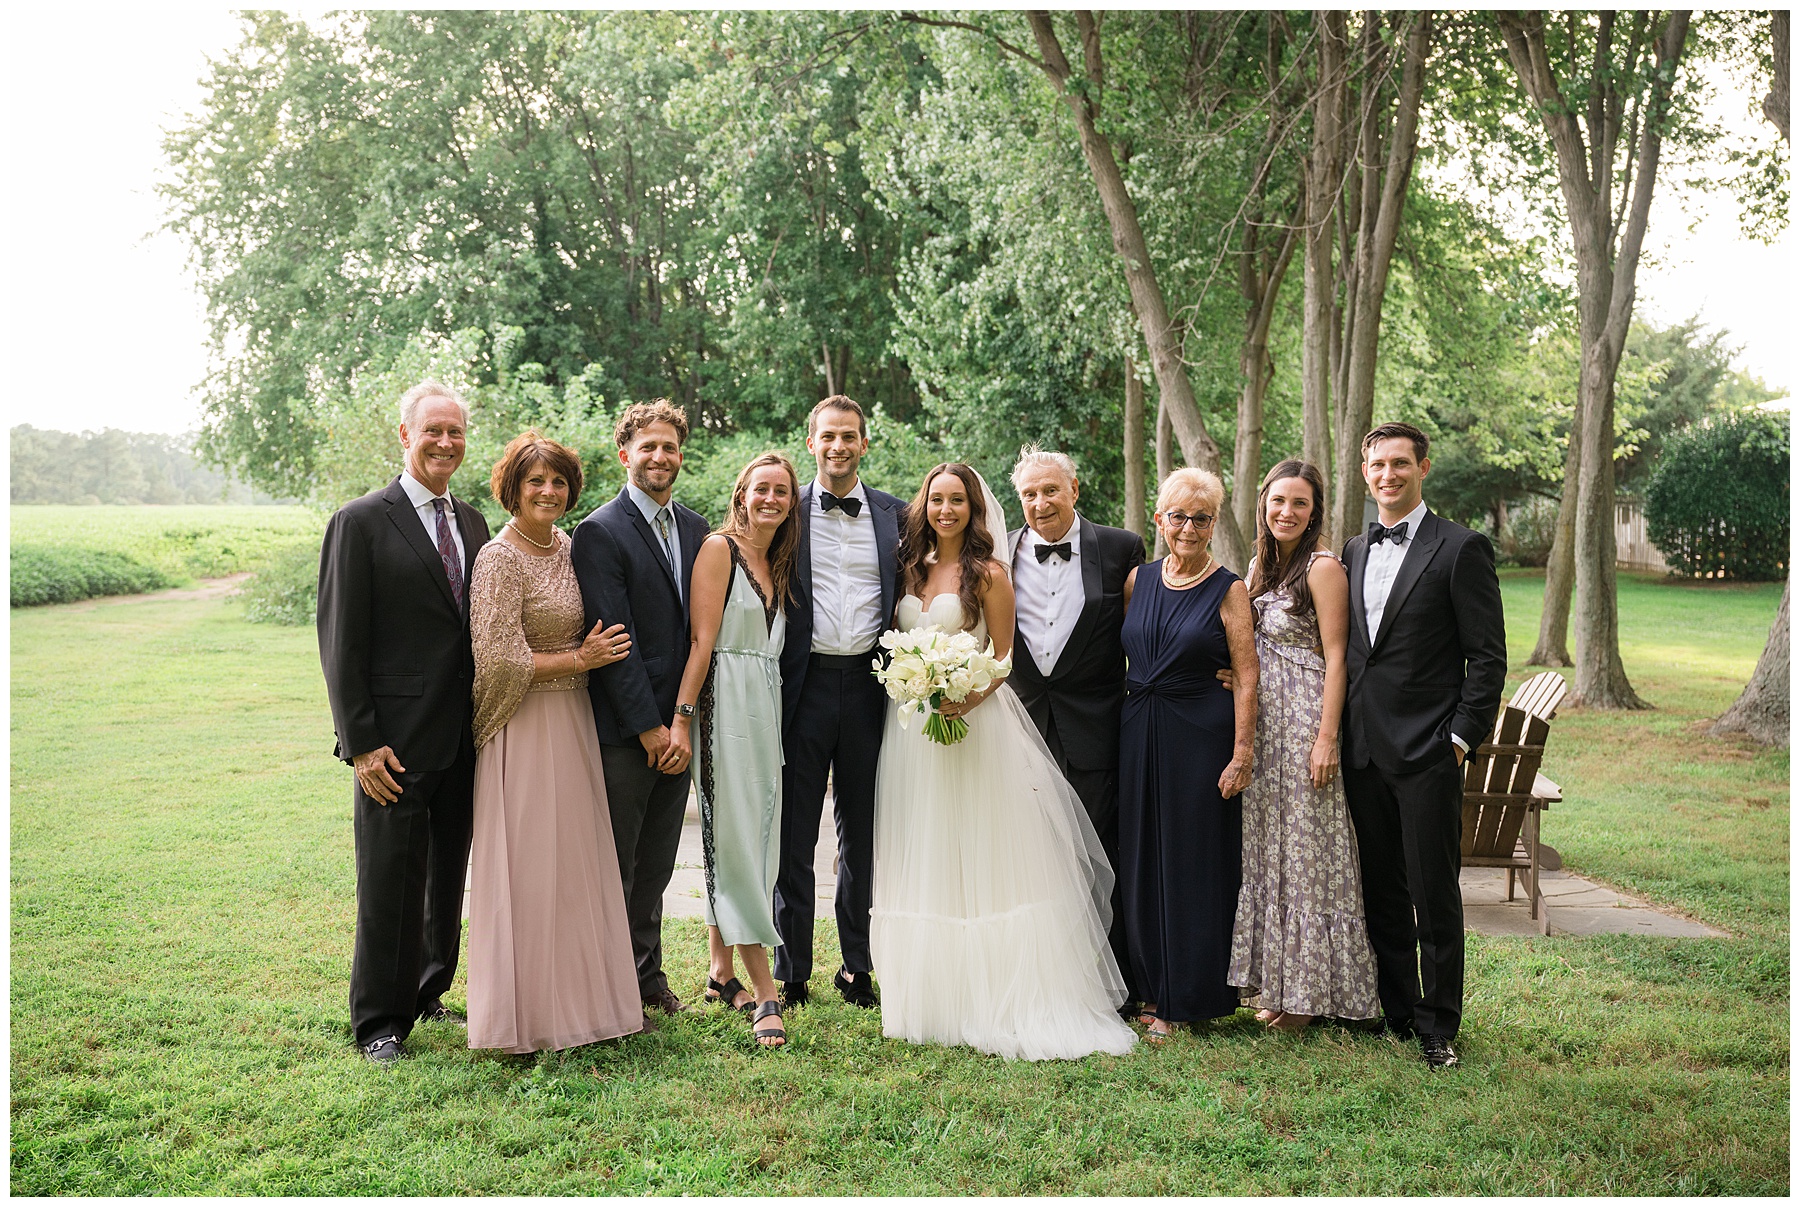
{"left": 466, "top": 431, "right": 644, "bottom": 1055}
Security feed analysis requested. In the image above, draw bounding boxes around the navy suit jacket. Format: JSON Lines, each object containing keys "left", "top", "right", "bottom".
{"left": 316, "top": 476, "right": 490, "bottom": 771}
{"left": 1341, "top": 507, "right": 1508, "bottom": 775}
{"left": 778, "top": 480, "right": 905, "bottom": 732}
{"left": 1005, "top": 518, "right": 1145, "bottom": 770}
{"left": 570, "top": 486, "right": 711, "bottom": 747}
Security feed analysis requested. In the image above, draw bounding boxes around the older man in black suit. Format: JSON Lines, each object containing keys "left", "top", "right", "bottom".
{"left": 1341, "top": 421, "right": 1507, "bottom": 1069}
{"left": 1004, "top": 445, "right": 1145, "bottom": 1011}
{"left": 571, "top": 399, "right": 710, "bottom": 1017}
{"left": 318, "top": 379, "right": 492, "bottom": 1063}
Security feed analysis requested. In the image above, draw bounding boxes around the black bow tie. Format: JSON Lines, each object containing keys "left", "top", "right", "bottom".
{"left": 1035, "top": 541, "right": 1073, "bottom": 563}
{"left": 820, "top": 491, "right": 861, "bottom": 517}
{"left": 1367, "top": 520, "right": 1410, "bottom": 546}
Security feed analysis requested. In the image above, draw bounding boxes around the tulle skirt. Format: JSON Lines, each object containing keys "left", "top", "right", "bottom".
{"left": 468, "top": 688, "right": 644, "bottom": 1054}
{"left": 870, "top": 684, "right": 1137, "bottom": 1061}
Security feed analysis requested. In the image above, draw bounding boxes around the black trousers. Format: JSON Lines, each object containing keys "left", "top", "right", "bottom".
{"left": 349, "top": 736, "right": 475, "bottom": 1046}
{"left": 1342, "top": 753, "right": 1466, "bottom": 1039}
{"left": 598, "top": 741, "right": 692, "bottom": 999}
{"left": 1041, "top": 711, "right": 1139, "bottom": 1005}
{"left": 773, "top": 656, "right": 886, "bottom": 984}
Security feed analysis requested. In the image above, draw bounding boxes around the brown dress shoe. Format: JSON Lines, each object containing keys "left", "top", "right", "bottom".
{"left": 642, "top": 987, "right": 689, "bottom": 1015}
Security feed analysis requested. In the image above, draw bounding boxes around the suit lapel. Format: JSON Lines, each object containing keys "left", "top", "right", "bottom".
{"left": 1372, "top": 510, "right": 1444, "bottom": 651}
{"left": 795, "top": 484, "right": 815, "bottom": 604}
{"left": 1345, "top": 535, "right": 1372, "bottom": 652}
{"left": 385, "top": 479, "right": 460, "bottom": 614}
{"left": 1056, "top": 518, "right": 1103, "bottom": 680}
{"left": 1007, "top": 526, "right": 1024, "bottom": 562}
{"left": 622, "top": 489, "right": 681, "bottom": 597}
{"left": 677, "top": 505, "right": 706, "bottom": 602}
{"left": 870, "top": 489, "right": 899, "bottom": 624}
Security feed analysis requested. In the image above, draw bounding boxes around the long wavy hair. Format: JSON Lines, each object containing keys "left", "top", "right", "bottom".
{"left": 717, "top": 451, "right": 802, "bottom": 605}
{"left": 1246, "top": 459, "right": 1329, "bottom": 616}
{"left": 898, "top": 462, "right": 994, "bottom": 629}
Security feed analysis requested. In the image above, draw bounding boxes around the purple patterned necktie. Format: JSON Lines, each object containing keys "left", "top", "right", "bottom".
{"left": 433, "top": 497, "right": 464, "bottom": 609}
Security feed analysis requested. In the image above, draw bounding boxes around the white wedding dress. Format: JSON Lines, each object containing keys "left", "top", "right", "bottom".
{"left": 869, "top": 592, "right": 1137, "bottom": 1061}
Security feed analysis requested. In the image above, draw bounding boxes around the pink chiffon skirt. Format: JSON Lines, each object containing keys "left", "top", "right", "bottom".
{"left": 468, "top": 687, "right": 643, "bottom": 1053}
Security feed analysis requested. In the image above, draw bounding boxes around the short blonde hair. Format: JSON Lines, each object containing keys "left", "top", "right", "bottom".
{"left": 399, "top": 379, "right": 470, "bottom": 429}
{"left": 1155, "top": 467, "right": 1224, "bottom": 517}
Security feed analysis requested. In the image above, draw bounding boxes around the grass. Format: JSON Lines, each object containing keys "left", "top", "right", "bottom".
{"left": 9, "top": 567, "right": 1788, "bottom": 1194}
{"left": 9, "top": 505, "right": 322, "bottom": 584}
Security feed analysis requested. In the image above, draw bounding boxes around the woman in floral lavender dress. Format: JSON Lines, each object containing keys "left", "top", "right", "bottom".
{"left": 1227, "top": 461, "right": 1379, "bottom": 1030}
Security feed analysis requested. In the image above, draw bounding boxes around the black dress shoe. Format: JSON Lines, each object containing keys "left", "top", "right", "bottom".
{"left": 419, "top": 1001, "right": 467, "bottom": 1026}
{"left": 834, "top": 967, "right": 879, "bottom": 1009}
{"left": 360, "top": 1035, "right": 407, "bottom": 1064}
{"left": 1419, "top": 1033, "right": 1460, "bottom": 1069}
{"left": 1117, "top": 999, "right": 1143, "bottom": 1022}
{"left": 1380, "top": 1017, "right": 1417, "bottom": 1041}
{"left": 781, "top": 980, "right": 810, "bottom": 1007}
{"left": 642, "top": 987, "right": 688, "bottom": 1015}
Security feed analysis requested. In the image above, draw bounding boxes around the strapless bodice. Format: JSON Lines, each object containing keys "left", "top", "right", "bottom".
{"left": 897, "top": 593, "right": 988, "bottom": 643}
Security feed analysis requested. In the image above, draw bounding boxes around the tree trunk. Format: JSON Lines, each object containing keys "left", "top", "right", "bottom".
{"left": 1026, "top": 11, "right": 1250, "bottom": 571}
{"left": 1300, "top": 12, "right": 1346, "bottom": 524}
{"left": 1232, "top": 200, "right": 1301, "bottom": 543}
{"left": 1765, "top": 11, "right": 1789, "bottom": 142}
{"left": 1499, "top": 9, "right": 1690, "bottom": 709}
{"left": 1124, "top": 357, "right": 1147, "bottom": 538}
{"left": 1527, "top": 406, "right": 1582, "bottom": 666}
{"left": 1328, "top": 11, "right": 1433, "bottom": 551}
{"left": 1155, "top": 399, "right": 1174, "bottom": 559}
{"left": 1711, "top": 579, "right": 1790, "bottom": 746}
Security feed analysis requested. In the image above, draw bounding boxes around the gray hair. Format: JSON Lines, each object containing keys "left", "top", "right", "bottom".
{"left": 1155, "top": 466, "right": 1224, "bottom": 516}
{"left": 1010, "top": 443, "right": 1078, "bottom": 491}
{"left": 398, "top": 379, "right": 471, "bottom": 430}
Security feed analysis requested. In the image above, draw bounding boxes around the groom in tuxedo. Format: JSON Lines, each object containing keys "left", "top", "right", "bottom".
{"left": 1341, "top": 421, "right": 1506, "bottom": 1069}
{"left": 1004, "top": 446, "right": 1145, "bottom": 1011}
{"left": 773, "top": 395, "right": 904, "bottom": 1008}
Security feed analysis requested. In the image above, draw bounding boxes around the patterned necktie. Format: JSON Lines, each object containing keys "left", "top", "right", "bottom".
{"left": 655, "top": 507, "right": 674, "bottom": 565}
{"left": 433, "top": 497, "right": 464, "bottom": 609}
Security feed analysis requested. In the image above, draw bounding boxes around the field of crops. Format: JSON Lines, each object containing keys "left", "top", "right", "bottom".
{"left": 10, "top": 505, "right": 323, "bottom": 606}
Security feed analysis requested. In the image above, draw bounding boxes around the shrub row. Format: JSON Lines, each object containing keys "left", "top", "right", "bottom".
{"left": 1645, "top": 408, "right": 1789, "bottom": 581}
{"left": 240, "top": 540, "right": 320, "bottom": 626}
{"left": 11, "top": 545, "right": 176, "bottom": 607}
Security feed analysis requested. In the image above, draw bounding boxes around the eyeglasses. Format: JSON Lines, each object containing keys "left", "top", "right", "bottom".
{"left": 1160, "top": 511, "right": 1215, "bottom": 531}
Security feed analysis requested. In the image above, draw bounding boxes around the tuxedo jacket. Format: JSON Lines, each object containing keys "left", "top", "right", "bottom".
{"left": 778, "top": 480, "right": 905, "bottom": 732}
{"left": 1341, "top": 508, "right": 1507, "bottom": 775}
{"left": 570, "top": 486, "right": 711, "bottom": 747}
{"left": 1005, "top": 518, "right": 1146, "bottom": 771}
{"left": 317, "top": 477, "right": 491, "bottom": 772}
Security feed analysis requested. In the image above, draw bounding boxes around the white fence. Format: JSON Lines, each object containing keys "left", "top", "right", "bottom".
{"left": 1615, "top": 497, "right": 1669, "bottom": 573}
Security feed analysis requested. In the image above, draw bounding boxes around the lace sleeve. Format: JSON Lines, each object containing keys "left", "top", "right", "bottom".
{"left": 470, "top": 542, "right": 534, "bottom": 750}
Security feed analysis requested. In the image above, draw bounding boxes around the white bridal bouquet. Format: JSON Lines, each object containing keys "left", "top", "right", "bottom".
{"left": 872, "top": 625, "right": 1012, "bottom": 746}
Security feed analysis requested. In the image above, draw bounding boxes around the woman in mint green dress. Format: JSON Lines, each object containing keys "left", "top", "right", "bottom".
{"left": 669, "top": 452, "right": 800, "bottom": 1048}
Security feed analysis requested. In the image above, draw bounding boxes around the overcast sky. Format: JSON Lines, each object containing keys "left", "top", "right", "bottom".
{"left": 1, "top": 10, "right": 1791, "bottom": 438}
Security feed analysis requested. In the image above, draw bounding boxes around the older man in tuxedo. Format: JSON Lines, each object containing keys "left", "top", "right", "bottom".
{"left": 1005, "top": 445, "right": 1145, "bottom": 1010}
{"left": 318, "top": 380, "right": 492, "bottom": 1063}
{"left": 571, "top": 400, "right": 711, "bottom": 1017}
{"left": 1341, "top": 421, "right": 1506, "bottom": 1069}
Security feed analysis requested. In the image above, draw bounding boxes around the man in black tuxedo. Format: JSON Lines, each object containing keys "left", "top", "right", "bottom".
{"left": 1340, "top": 421, "right": 1507, "bottom": 1069}
{"left": 317, "top": 380, "right": 492, "bottom": 1063}
{"left": 773, "top": 395, "right": 904, "bottom": 1008}
{"left": 571, "top": 400, "right": 710, "bottom": 1017}
{"left": 1004, "top": 446, "right": 1145, "bottom": 1010}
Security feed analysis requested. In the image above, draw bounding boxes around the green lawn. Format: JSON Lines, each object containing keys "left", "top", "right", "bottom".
{"left": 10, "top": 569, "right": 1788, "bottom": 1194}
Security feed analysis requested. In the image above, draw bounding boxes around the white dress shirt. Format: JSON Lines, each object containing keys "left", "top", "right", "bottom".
{"left": 1362, "top": 498, "right": 1466, "bottom": 754}
{"left": 626, "top": 480, "right": 683, "bottom": 602}
{"left": 1012, "top": 513, "right": 1085, "bottom": 675}
{"left": 809, "top": 479, "right": 884, "bottom": 655}
{"left": 399, "top": 470, "right": 466, "bottom": 568}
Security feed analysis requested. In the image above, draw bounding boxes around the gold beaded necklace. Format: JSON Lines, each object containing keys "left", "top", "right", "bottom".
{"left": 507, "top": 519, "right": 556, "bottom": 550}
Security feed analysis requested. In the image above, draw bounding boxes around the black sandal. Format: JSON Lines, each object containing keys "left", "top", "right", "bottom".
{"left": 704, "top": 976, "right": 754, "bottom": 1013}
{"left": 750, "top": 1000, "right": 786, "bottom": 1049}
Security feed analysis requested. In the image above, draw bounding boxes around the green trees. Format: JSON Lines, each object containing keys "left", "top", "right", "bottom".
{"left": 1644, "top": 408, "right": 1789, "bottom": 581}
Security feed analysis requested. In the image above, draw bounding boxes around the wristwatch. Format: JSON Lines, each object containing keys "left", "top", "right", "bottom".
{"left": 675, "top": 703, "right": 696, "bottom": 718}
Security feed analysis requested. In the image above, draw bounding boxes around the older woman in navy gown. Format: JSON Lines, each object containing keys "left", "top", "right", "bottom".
{"left": 1117, "top": 467, "right": 1259, "bottom": 1041}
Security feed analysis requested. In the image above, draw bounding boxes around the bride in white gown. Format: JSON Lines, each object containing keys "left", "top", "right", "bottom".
{"left": 870, "top": 463, "right": 1136, "bottom": 1060}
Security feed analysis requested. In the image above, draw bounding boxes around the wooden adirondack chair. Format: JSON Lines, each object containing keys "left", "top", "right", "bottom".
{"left": 1460, "top": 670, "right": 1569, "bottom": 935}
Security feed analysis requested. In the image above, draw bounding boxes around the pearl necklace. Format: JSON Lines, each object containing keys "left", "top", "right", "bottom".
{"left": 507, "top": 519, "right": 556, "bottom": 550}
{"left": 1162, "top": 553, "right": 1214, "bottom": 589}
